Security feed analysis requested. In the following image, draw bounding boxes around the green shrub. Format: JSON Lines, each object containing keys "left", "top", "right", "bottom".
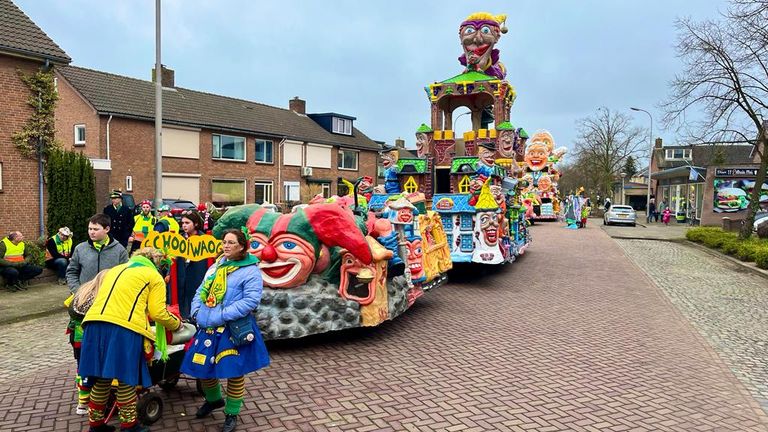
{"left": 735, "top": 241, "right": 761, "bottom": 262}
{"left": 701, "top": 231, "right": 735, "bottom": 249}
{"left": 686, "top": 227, "right": 725, "bottom": 243}
{"left": 756, "top": 249, "right": 768, "bottom": 270}
{"left": 720, "top": 238, "right": 741, "bottom": 255}
{"left": 24, "top": 238, "right": 47, "bottom": 267}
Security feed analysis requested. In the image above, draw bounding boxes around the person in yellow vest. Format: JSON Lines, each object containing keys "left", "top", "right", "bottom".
{"left": 46, "top": 227, "right": 73, "bottom": 285}
{"left": 0, "top": 231, "right": 43, "bottom": 292}
{"left": 129, "top": 200, "right": 156, "bottom": 254}
{"left": 154, "top": 204, "right": 180, "bottom": 233}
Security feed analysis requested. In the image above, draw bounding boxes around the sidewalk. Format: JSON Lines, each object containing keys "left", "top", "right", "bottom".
{"left": 601, "top": 219, "right": 690, "bottom": 241}
{"left": 0, "top": 281, "right": 68, "bottom": 325}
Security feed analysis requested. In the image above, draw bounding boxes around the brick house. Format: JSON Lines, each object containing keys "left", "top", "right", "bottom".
{"left": 54, "top": 65, "right": 380, "bottom": 210}
{"left": 0, "top": 0, "right": 71, "bottom": 237}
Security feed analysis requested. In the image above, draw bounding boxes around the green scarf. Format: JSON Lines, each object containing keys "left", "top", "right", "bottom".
{"left": 92, "top": 236, "right": 110, "bottom": 251}
{"left": 199, "top": 255, "right": 259, "bottom": 308}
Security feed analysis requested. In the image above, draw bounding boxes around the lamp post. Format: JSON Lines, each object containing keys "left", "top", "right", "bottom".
{"left": 154, "top": 0, "right": 163, "bottom": 210}
{"left": 620, "top": 172, "right": 626, "bottom": 205}
{"left": 630, "top": 107, "right": 653, "bottom": 220}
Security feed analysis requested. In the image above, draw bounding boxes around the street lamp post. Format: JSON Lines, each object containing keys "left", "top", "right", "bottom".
{"left": 630, "top": 107, "right": 653, "bottom": 220}
{"left": 620, "top": 172, "right": 626, "bottom": 205}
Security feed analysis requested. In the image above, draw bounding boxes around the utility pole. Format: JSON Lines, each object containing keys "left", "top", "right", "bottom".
{"left": 154, "top": 0, "right": 163, "bottom": 210}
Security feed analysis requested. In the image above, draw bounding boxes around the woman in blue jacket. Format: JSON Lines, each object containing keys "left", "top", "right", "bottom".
{"left": 181, "top": 228, "right": 269, "bottom": 432}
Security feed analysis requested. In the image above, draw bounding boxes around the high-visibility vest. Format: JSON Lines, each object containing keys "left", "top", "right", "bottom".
{"left": 45, "top": 234, "right": 72, "bottom": 260}
{"left": 2, "top": 237, "right": 25, "bottom": 262}
{"left": 133, "top": 214, "right": 156, "bottom": 241}
{"left": 160, "top": 215, "right": 179, "bottom": 233}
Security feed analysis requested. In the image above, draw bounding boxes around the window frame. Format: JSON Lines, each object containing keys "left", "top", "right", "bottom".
{"left": 254, "top": 181, "right": 274, "bottom": 204}
{"left": 254, "top": 139, "right": 274, "bottom": 164}
{"left": 74, "top": 124, "right": 86, "bottom": 146}
{"left": 321, "top": 183, "right": 331, "bottom": 198}
{"left": 212, "top": 134, "right": 247, "bottom": 162}
{"left": 337, "top": 149, "right": 359, "bottom": 171}
{"left": 211, "top": 178, "right": 247, "bottom": 207}
{"left": 332, "top": 117, "right": 352, "bottom": 135}
{"left": 283, "top": 180, "right": 300, "bottom": 202}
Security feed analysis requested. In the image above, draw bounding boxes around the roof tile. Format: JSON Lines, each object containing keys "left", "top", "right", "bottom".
{"left": 0, "top": 0, "right": 70, "bottom": 63}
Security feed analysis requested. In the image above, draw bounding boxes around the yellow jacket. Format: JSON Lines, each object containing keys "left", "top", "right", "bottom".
{"left": 83, "top": 257, "right": 180, "bottom": 340}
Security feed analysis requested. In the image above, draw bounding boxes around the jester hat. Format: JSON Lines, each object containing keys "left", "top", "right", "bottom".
{"left": 246, "top": 203, "right": 372, "bottom": 264}
{"left": 460, "top": 12, "right": 508, "bottom": 34}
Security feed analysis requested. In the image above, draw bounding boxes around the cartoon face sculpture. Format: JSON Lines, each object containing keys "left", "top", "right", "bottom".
{"left": 406, "top": 238, "right": 425, "bottom": 280}
{"left": 358, "top": 176, "right": 373, "bottom": 194}
{"left": 338, "top": 237, "right": 392, "bottom": 326}
{"left": 460, "top": 17, "right": 503, "bottom": 71}
{"left": 524, "top": 142, "right": 549, "bottom": 172}
{"left": 246, "top": 204, "right": 372, "bottom": 288}
{"left": 381, "top": 150, "right": 398, "bottom": 169}
{"left": 537, "top": 175, "right": 553, "bottom": 193}
{"left": 490, "top": 185, "right": 505, "bottom": 208}
{"left": 477, "top": 144, "right": 496, "bottom": 167}
{"left": 415, "top": 132, "right": 430, "bottom": 158}
{"left": 497, "top": 130, "right": 515, "bottom": 158}
{"left": 478, "top": 211, "right": 500, "bottom": 246}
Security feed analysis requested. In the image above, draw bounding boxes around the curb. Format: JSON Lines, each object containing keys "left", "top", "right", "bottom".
{"left": 684, "top": 241, "right": 768, "bottom": 281}
{"left": 0, "top": 308, "right": 65, "bottom": 326}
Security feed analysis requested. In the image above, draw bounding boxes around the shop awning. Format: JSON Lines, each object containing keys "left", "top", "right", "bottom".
{"left": 651, "top": 165, "right": 706, "bottom": 181}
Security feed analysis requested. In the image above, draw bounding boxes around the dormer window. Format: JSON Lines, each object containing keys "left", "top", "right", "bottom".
{"left": 332, "top": 117, "right": 352, "bottom": 135}
{"left": 665, "top": 148, "right": 692, "bottom": 160}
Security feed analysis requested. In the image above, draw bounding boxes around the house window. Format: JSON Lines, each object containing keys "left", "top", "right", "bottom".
{"left": 338, "top": 149, "right": 358, "bottom": 170}
{"left": 441, "top": 215, "right": 452, "bottom": 230}
{"left": 125, "top": 175, "right": 133, "bottom": 192}
{"left": 212, "top": 134, "right": 246, "bottom": 161}
{"left": 460, "top": 233, "right": 474, "bottom": 252}
{"left": 458, "top": 175, "right": 471, "bottom": 193}
{"left": 377, "top": 165, "right": 385, "bottom": 178}
{"left": 445, "top": 234, "right": 453, "bottom": 248}
{"left": 255, "top": 181, "right": 273, "bottom": 204}
{"left": 255, "top": 139, "right": 273, "bottom": 163}
{"left": 322, "top": 183, "right": 331, "bottom": 198}
{"left": 212, "top": 179, "right": 246, "bottom": 207}
{"left": 404, "top": 176, "right": 418, "bottom": 193}
{"left": 283, "top": 181, "right": 300, "bottom": 202}
{"left": 665, "top": 148, "right": 692, "bottom": 160}
{"left": 332, "top": 117, "right": 352, "bottom": 135}
{"left": 460, "top": 214, "right": 473, "bottom": 231}
{"left": 74, "top": 124, "right": 86, "bottom": 145}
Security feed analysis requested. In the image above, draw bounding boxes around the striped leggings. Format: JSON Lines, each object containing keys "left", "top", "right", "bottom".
{"left": 88, "top": 379, "right": 137, "bottom": 429}
{"left": 200, "top": 376, "right": 246, "bottom": 415}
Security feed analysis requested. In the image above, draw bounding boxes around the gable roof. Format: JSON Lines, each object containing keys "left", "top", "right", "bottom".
{"left": 0, "top": 0, "right": 70, "bottom": 63}
{"left": 692, "top": 144, "right": 755, "bottom": 165}
{"left": 58, "top": 66, "right": 379, "bottom": 151}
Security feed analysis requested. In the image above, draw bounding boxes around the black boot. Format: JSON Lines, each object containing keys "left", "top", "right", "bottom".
{"left": 195, "top": 399, "right": 225, "bottom": 418}
{"left": 88, "top": 424, "right": 116, "bottom": 432}
{"left": 222, "top": 414, "right": 237, "bottom": 432}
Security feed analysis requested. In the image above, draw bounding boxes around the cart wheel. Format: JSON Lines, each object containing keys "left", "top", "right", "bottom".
{"left": 159, "top": 376, "right": 179, "bottom": 391}
{"left": 195, "top": 379, "right": 205, "bottom": 396}
{"left": 137, "top": 392, "right": 163, "bottom": 425}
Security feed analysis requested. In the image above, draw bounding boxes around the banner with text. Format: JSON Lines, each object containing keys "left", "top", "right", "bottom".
{"left": 141, "top": 232, "right": 222, "bottom": 260}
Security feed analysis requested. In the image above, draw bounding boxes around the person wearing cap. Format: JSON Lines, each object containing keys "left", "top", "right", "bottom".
{"left": 475, "top": 142, "right": 498, "bottom": 178}
{"left": 154, "top": 204, "right": 180, "bottom": 233}
{"left": 129, "top": 200, "right": 156, "bottom": 254}
{"left": 0, "top": 231, "right": 43, "bottom": 292}
{"left": 196, "top": 203, "right": 216, "bottom": 234}
{"left": 103, "top": 191, "right": 134, "bottom": 248}
{"left": 46, "top": 227, "right": 73, "bottom": 285}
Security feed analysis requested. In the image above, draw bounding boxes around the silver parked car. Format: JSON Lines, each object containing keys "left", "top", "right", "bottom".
{"left": 604, "top": 205, "right": 637, "bottom": 226}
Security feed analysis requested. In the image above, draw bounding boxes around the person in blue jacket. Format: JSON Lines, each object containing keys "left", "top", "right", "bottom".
{"left": 181, "top": 228, "right": 269, "bottom": 432}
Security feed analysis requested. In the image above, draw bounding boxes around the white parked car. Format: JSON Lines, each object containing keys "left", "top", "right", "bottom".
{"left": 604, "top": 205, "right": 637, "bottom": 226}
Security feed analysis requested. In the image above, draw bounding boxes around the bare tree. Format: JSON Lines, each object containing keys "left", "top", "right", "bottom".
{"left": 662, "top": 0, "right": 768, "bottom": 239}
{"left": 571, "top": 107, "right": 647, "bottom": 200}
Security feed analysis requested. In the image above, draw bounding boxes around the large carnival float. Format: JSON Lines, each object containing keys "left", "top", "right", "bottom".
{"left": 375, "top": 11, "right": 533, "bottom": 263}
{"left": 520, "top": 130, "right": 567, "bottom": 221}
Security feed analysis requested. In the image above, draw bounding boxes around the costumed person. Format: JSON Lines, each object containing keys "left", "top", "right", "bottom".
{"left": 46, "top": 226, "right": 73, "bottom": 285}
{"left": 103, "top": 190, "right": 134, "bottom": 248}
{"left": 580, "top": 200, "right": 591, "bottom": 228}
{"left": 154, "top": 204, "right": 180, "bottom": 233}
{"left": 380, "top": 147, "right": 400, "bottom": 194}
{"left": 173, "top": 211, "right": 212, "bottom": 319}
{"left": 65, "top": 269, "right": 109, "bottom": 415}
{"left": 662, "top": 207, "right": 672, "bottom": 226}
{"left": 198, "top": 203, "right": 216, "bottom": 234}
{"left": 458, "top": 12, "right": 508, "bottom": 80}
{"left": 129, "top": 200, "right": 155, "bottom": 254}
{"left": 564, "top": 196, "right": 578, "bottom": 229}
{"left": 79, "top": 247, "right": 181, "bottom": 432}
{"left": 181, "top": 229, "right": 270, "bottom": 432}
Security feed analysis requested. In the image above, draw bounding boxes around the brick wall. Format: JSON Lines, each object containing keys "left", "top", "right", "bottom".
{"left": 0, "top": 55, "right": 45, "bottom": 238}
{"left": 54, "top": 71, "right": 101, "bottom": 158}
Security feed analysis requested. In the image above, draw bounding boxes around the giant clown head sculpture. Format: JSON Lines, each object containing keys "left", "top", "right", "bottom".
{"left": 525, "top": 130, "right": 555, "bottom": 172}
{"left": 246, "top": 204, "right": 372, "bottom": 288}
{"left": 458, "top": 12, "right": 508, "bottom": 79}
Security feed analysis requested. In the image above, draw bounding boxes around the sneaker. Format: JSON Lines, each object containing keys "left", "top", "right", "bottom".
{"left": 222, "top": 414, "right": 238, "bottom": 432}
{"left": 195, "top": 399, "right": 225, "bottom": 418}
{"left": 76, "top": 404, "right": 89, "bottom": 415}
{"left": 88, "top": 424, "right": 116, "bottom": 432}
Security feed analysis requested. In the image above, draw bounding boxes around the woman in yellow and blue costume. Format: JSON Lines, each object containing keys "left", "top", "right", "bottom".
{"left": 181, "top": 228, "right": 269, "bottom": 432}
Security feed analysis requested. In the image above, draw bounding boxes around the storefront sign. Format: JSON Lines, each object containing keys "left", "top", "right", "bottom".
{"left": 713, "top": 178, "right": 768, "bottom": 213}
{"left": 141, "top": 232, "right": 222, "bottom": 260}
{"left": 715, "top": 168, "right": 759, "bottom": 177}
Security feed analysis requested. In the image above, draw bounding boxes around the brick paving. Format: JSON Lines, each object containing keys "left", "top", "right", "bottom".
{"left": 2, "top": 223, "right": 767, "bottom": 431}
{"left": 616, "top": 238, "right": 768, "bottom": 412}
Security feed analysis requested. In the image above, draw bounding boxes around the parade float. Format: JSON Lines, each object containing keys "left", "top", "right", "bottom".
{"left": 371, "top": 11, "right": 532, "bottom": 264}
{"left": 520, "top": 130, "right": 567, "bottom": 221}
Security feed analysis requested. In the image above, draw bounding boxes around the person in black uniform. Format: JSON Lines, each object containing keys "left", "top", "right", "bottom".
{"left": 103, "top": 191, "right": 134, "bottom": 248}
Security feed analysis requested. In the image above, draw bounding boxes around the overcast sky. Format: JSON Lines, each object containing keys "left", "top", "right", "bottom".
{"left": 17, "top": 0, "right": 727, "bottom": 153}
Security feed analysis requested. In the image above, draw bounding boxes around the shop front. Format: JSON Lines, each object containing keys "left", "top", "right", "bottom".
{"left": 652, "top": 166, "right": 706, "bottom": 224}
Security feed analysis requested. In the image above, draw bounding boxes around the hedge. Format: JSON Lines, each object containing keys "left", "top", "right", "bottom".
{"left": 46, "top": 149, "right": 96, "bottom": 244}
{"left": 687, "top": 227, "right": 768, "bottom": 269}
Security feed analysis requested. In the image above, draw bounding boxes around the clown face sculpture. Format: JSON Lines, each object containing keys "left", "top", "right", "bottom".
{"left": 478, "top": 211, "right": 500, "bottom": 246}
{"left": 406, "top": 238, "right": 425, "bottom": 281}
{"left": 381, "top": 150, "right": 398, "bottom": 169}
{"left": 458, "top": 13, "right": 507, "bottom": 79}
{"left": 524, "top": 142, "right": 549, "bottom": 172}
{"left": 497, "top": 130, "right": 515, "bottom": 158}
{"left": 478, "top": 144, "right": 495, "bottom": 167}
{"left": 246, "top": 204, "right": 372, "bottom": 288}
{"left": 537, "top": 175, "right": 553, "bottom": 194}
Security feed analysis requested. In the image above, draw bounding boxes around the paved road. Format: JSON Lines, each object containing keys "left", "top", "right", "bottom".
{"left": 616, "top": 238, "right": 768, "bottom": 412}
{"left": 2, "top": 223, "right": 767, "bottom": 431}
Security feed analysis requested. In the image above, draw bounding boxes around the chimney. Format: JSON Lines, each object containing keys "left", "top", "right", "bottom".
{"left": 655, "top": 137, "right": 663, "bottom": 148}
{"left": 395, "top": 138, "right": 406, "bottom": 149}
{"left": 152, "top": 65, "right": 175, "bottom": 88}
{"left": 289, "top": 96, "right": 306, "bottom": 114}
